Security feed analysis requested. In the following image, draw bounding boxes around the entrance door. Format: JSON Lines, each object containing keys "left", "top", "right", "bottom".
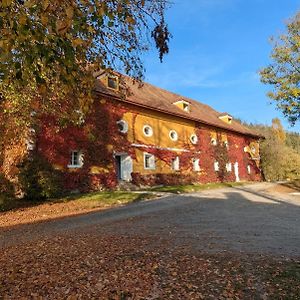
{"left": 234, "top": 162, "right": 240, "bottom": 182}
{"left": 115, "top": 155, "right": 122, "bottom": 180}
{"left": 115, "top": 154, "right": 133, "bottom": 182}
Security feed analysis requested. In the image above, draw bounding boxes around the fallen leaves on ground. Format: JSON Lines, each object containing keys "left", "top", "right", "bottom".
{"left": 0, "top": 234, "right": 299, "bottom": 299}
{"left": 0, "top": 192, "right": 157, "bottom": 229}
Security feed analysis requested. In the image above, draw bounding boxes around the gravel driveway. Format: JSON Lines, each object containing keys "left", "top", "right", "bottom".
{"left": 1, "top": 182, "right": 300, "bottom": 256}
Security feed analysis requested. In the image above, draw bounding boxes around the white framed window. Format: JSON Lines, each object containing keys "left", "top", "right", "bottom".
{"left": 171, "top": 156, "right": 180, "bottom": 171}
{"left": 107, "top": 76, "right": 118, "bottom": 90}
{"left": 117, "top": 120, "right": 128, "bottom": 133}
{"left": 68, "top": 150, "right": 83, "bottom": 168}
{"left": 247, "top": 165, "right": 251, "bottom": 174}
{"left": 211, "top": 138, "right": 217, "bottom": 146}
{"left": 226, "top": 162, "right": 232, "bottom": 172}
{"left": 169, "top": 130, "right": 178, "bottom": 141}
{"left": 214, "top": 161, "right": 219, "bottom": 172}
{"left": 143, "top": 125, "right": 153, "bottom": 137}
{"left": 192, "top": 158, "right": 201, "bottom": 171}
{"left": 190, "top": 134, "right": 198, "bottom": 145}
{"left": 144, "top": 153, "right": 155, "bottom": 170}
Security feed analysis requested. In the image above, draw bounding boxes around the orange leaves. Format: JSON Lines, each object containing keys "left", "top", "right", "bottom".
{"left": 0, "top": 234, "right": 299, "bottom": 299}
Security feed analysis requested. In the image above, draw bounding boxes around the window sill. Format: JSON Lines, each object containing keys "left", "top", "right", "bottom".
{"left": 67, "top": 165, "right": 83, "bottom": 169}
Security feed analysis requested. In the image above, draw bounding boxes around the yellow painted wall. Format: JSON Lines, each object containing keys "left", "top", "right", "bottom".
{"left": 123, "top": 110, "right": 196, "bottom": 148}
{"left": 120, "top": 109, "right": 200, "bottom": 175}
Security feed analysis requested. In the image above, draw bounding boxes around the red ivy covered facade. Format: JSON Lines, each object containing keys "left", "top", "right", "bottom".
{"left": 36, "top": 93, "right": 262, "bottom": 191}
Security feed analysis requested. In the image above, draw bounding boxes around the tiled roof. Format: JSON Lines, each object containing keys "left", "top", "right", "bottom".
{"left": 94, "top": 76, "right": 262, "bottom": 138}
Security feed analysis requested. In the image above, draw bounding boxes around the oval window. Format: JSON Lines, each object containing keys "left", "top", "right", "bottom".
{"left": 211, "top": 138, "right": 217, "bottom": 146}
{"left": 143, "top": 125, "right": 153, "bottom": 137}
{"left": 117, "top": 120, "right": 128, "bottom": 133}
{"left": 190, "top": 134, "right": 198, "bottom": 144}
{"left": 169, "top": 130, "right": 178, "bottom": 141}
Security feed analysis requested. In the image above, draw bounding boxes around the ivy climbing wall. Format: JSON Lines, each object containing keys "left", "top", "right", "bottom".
{"left": 37, "top": 97, "right": 262, "bottom": 191}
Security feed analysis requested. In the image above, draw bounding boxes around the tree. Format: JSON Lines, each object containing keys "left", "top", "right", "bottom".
{"left": 260, "top": 12, "right": 300, "bottom": 125}
{"left": 272, "top": 117, "right": 286, "bottom": 143}
{"left": 243, "top": 118, "right": 300, "bottom": 181}
{"left": 0, "top": 0, "right": 171, "bottom": 129}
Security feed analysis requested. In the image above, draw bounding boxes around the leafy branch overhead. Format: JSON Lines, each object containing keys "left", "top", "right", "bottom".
{"left": 0, "top": 0, "right": 171, "bottom": 126}
{"left": 260, "top": 12, "right": 300, "bottom": 125}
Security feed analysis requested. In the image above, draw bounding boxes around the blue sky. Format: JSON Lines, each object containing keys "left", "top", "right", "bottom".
{"left": 142, "top": 0, "right": 300, "bottom": 132}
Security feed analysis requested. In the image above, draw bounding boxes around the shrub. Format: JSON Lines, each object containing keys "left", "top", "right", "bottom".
{"left": 19, "top": 155, "right": 64, "bottom": 201}
{"left": 0, "top": 173, "right": 15, "bottom": 208}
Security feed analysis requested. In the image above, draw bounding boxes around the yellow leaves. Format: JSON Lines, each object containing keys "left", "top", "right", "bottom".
{"left": 37, "top": 84, "right": 47, "bottom": 95}
{"left": 40, "top": 15, "right": 48, "bottom": 26}
{"left": 126, "top": 16, "right": 136, "bottom": 25}
{"left": 19, "top": 15, "right": 27, "bottom": 26}
{"left": 0, "top": 0, "right": 12, "bottom": 8}
{"left": 43, "top": 0, "right": 50, "bottom": 11}
{"left": 72, "top": 38, "right": 84, "bottom": 47}
{"left": 24, "top": 0, "right": 36, "bottom": 8}
{"left": 66, "top": 6, "right": 74, "bottom": 19}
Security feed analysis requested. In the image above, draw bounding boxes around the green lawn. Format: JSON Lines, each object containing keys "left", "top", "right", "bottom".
{"left": 148, "top": 182, "right": 246, "bottom": 194}
{"left": 0, "top": 191, "right": 157, "bottom": 213}
{"left": 0, "top": 182, "right": 248, "bottom": 213}
{"left": 62, "top": 191, "right": 157, "bottom": 207}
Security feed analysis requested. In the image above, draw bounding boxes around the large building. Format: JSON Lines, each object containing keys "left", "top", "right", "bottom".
{"left": 37, "top": 71, "right": 263, "bottom": 191}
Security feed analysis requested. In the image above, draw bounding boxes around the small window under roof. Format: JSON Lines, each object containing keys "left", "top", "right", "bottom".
{"left": 107, "top": 75, "right": 119, "bottom": 90}
{"left": 96, "top": 71, "right": 119, "bottom": 91}
{"left": 173, "top": 100, "right": 190, "bottom": 112}
{"left": 219, "top": 113, "right": 233, "bottom": 124}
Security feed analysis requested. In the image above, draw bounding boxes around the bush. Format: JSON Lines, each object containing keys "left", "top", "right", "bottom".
{"left": 19, "top": 155, "right": 64, "bottom": 201}
{"left": 0, "top": 173, "right": 15, "bottom": 208}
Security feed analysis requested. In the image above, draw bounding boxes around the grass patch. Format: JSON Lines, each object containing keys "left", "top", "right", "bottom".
{"left": 148, "top": 182, "right": 246, "bottom": 194}
{"left": 268, "top": 261, "right": 300, "bottom": 297}
{"left": 0, "top": 191, "right": 158, "bottom": 213}
{"left": 277, "top": 262, "right": 300, "bottom": 281}
{"left": 62, "top": 191, "right": 157, "bottom": 207}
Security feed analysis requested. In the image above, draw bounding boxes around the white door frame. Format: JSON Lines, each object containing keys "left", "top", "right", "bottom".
{"left": 234, "top": 162, "right": 240, "bottom": 182}
{"left": 114, "top": 153, "right": 133, "bottom": 182}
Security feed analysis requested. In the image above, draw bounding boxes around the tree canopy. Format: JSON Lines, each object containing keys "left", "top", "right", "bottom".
{"left": 243, "top": 118, "right": 300, "bottom": 181}
{"left": 0, "top": 0, "right": 171, "bottom": 127}
{"left": 260, "top": 12, "right": 300, "bottom": 125}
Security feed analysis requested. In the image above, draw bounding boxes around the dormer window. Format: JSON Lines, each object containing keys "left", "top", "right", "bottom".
{"left": 96, "top": 71, "right": 120, "bottom": 91}
{"left": 183, "top": 103, "right": 189, "bottom": 112}
{"left": 107, "top": 76, "right": 119, "bottom": 90}
{"left": 173, "top": 100, "right": 190, "bottom": 113}
{"left": 219, "top": 113, "right": 233, "bottom": 124}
